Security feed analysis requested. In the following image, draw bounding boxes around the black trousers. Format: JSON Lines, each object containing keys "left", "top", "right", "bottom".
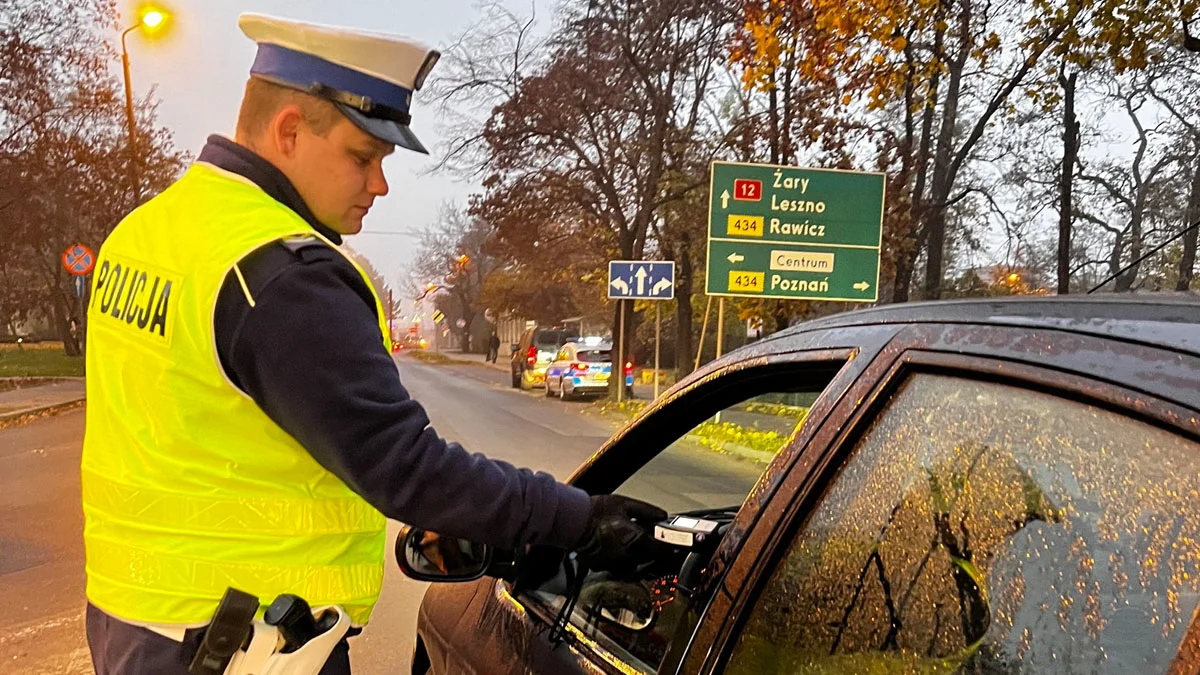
{"left": 86, "top": 603, "right": 354, "bottom": 675}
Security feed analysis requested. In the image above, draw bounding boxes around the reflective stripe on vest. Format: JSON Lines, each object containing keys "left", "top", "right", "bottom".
{"left": 82, "top": 161, "right": 390, "bottom": 625}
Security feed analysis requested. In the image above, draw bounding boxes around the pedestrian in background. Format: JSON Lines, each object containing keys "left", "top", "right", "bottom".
{"left": 488, "top": 330, "right": 501, "bottom": 363}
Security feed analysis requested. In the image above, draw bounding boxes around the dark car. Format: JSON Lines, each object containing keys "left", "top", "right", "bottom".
{"left": 400, "top": 297, "right": 1200, "bottom": 675}
{"left": 510, "top": 326, "right": 580, "bottom": 390}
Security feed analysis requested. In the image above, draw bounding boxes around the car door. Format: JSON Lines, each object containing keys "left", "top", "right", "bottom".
{"left": 685, "top": 323, "right": 1200, "bottom": 674}
{"left": 547, "top": 346, "right": 572, "bottom": 393}
{"left": 480, "top": 339, "right": 894, "bottom": 675}
{"left": 513, "top": 329, "right": 533, "bottom": 378}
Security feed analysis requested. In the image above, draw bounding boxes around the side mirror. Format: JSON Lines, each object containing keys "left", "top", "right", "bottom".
{"left": 394, "top": 525, "right": 491, "bottom": 582}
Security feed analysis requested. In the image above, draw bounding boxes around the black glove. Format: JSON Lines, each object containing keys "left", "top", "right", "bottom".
{"left": 574, "top": 495, "right": 668, "bottom": 574}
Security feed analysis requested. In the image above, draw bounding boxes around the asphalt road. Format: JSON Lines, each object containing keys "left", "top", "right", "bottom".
{"left": 0, "top": 408, "right": 91, "bottom": 674}
{"left": 0, "top": 356, "right": 769, "bottom": 674}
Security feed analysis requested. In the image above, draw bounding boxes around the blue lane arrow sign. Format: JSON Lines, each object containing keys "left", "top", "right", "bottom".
{"left": 607, "top": 261, "right": 675, "bottom": 300}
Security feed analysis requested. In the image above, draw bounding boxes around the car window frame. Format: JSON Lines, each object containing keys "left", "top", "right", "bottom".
{"left": 691, "top": 331, "right": 1200, "bottom": 675}
{"left": 507, "top": 346, "right": 874, "bottom": 674}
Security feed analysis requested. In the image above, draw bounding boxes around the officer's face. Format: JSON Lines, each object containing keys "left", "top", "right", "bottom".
{"left": 287, "top": 115, "right": 394, "bottom": 235}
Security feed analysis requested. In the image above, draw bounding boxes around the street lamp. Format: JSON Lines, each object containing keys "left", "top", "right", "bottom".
{"left": 120, "top": 4, "right": 171, "bottom": 195}
{"left": 416, "top": 282, "right": 444, "bottom": 302}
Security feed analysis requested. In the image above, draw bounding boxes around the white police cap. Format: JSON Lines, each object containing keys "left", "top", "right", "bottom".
{"left": 238, "top": 13, "right": 440, "bottom": 154}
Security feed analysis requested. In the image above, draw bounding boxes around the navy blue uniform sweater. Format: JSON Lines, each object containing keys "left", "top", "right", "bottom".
{"left": 201, "top": 136, "right": 591, "bottom": 551}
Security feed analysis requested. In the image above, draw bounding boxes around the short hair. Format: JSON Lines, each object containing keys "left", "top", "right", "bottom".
{"left": 235, "top": 77, "right": 342, "bottom": 140}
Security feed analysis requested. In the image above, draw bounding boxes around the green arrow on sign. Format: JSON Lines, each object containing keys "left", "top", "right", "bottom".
{"left": 727, "top": 252, "right": 744, "bottom": 264}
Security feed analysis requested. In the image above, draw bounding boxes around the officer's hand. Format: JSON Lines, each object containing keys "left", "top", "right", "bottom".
{"left": 575, "top": 495, "right": 667, "bottom": 575}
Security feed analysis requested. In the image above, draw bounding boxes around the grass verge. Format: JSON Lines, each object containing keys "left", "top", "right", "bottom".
{"left": 403, "top": 350, "right": 454, "bottom": 365}
{"left": 0, "top": 343, "right": 85, "bottom": 377}
{"left": 586, "top": 395, "right": 806, "bottom": 466}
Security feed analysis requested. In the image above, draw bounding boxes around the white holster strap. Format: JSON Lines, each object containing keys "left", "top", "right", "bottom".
{"left": 223, "top": 606, "right": 351, "bottom": 675}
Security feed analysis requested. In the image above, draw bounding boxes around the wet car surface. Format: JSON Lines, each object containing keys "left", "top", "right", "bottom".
{"left": 404, "top": 297, "right": 1200, "bottom": 675}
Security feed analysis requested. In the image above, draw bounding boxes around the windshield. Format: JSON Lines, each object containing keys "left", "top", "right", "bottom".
{"left": 534, "top": 329, "right": 576, "bottom": 350}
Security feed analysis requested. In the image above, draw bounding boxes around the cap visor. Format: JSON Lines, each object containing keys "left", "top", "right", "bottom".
{"left": 336, "top": 103, "right": 428, "bottom": 154}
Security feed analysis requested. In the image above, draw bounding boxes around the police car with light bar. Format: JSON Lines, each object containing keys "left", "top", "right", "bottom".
{"left": 544, "top": 337, "right": 633, "bottom": 400}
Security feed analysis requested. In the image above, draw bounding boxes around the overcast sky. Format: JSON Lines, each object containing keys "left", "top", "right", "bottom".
{"left": 123, "top": 0, "right": 1160, "bottom": 295}
{"left": 121, "top": 0, "right": 540, "bottom": 287}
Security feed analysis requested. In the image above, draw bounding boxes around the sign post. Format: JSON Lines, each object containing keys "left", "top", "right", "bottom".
{"left": 608, "top": 260, "right": 675, "bottom": 401}
{"left": 62, "top": 244, "right": 96, "bottom": 355}
{"left": 653, "top": 303, "right": 661, "bottom": 400}
{"left": 706, "top": 161, "right": 885, "bottom": 303}
{"left": 617, "top": 301, "right": 626, "bottom": 403}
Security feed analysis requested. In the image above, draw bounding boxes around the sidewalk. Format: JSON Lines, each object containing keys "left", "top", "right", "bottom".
{"left": 436, "top": 349, "right": 509, "bottom": 372}
{"left": 0, "top": 378, "right": 86, "bottom": 423}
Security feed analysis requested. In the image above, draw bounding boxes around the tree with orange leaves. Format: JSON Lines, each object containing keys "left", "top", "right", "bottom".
{"left": 733, "top": 0, "right": 1200, "bottom": 301}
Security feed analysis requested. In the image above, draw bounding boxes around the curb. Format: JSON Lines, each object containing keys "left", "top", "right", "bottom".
{"left": 0, "top": 397, "right": 86, "bottom": 429}
{"left": 402, "top": 353, "right": 508, "bottom": 372}
{"left": 0, "top": 376, "right": 85, "bottom": 393}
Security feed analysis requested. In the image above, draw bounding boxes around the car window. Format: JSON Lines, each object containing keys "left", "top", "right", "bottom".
{"left": 726, "top": 374, "right": 1200, "bottom": 674}
{"left": 614, "top": 390, "right": 816, "bottom": 514}
{"left": 536, "top": 329, "right": 576, "bottom": 350}
{"left": 524, "top": 385, "right": 824, "bottom": 674}
{"left": 576, "top": 349, "right": 611, "bottom": 363}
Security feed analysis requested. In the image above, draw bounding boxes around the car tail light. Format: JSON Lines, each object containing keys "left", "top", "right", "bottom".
{"left": 527, "top": 345, "right": 537, "bottom": 366}
{"left": 569, "top": 362, "right": 588, "bottom": 373}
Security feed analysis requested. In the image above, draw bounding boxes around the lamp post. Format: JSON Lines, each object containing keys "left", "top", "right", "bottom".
{"left": 120, "top": 6, "right": 169, "bottom": 199}
{"left": 415, "top": 283, "right": 446, "bottom": 352}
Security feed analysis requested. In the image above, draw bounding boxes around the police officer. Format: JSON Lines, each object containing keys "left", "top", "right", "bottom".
{"left": 81, "top": 14, "right": 665, "bottom": 674}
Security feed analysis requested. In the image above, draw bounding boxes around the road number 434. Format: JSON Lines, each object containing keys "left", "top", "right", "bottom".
{"left": 728, "top": 271, "right": 764, "bottom": 293}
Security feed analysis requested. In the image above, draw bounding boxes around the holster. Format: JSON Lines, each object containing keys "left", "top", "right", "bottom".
{"left": 187, "top": 588, "right": 350, "bottom": 675}
{"left": 224, "top": 606, "right": 351, "bottom": 675}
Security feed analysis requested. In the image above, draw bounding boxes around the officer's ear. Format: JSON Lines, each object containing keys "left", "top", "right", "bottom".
{"left": 269, "top": 104, "right": 306, "bottom": 158}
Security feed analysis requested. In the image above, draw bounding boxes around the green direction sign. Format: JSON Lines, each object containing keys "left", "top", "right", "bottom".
{"left": 705, "top": 161, "right": 885, "bottom": 302}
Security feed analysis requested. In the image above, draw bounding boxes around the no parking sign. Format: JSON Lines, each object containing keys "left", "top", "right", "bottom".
{"left": 62, "top": 244, "right": 96, "bottom": 276}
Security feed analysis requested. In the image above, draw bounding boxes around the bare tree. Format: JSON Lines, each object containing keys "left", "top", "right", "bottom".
{"left": 466, "top": 0, "right": 730, "bottom": 394}
{"left": 425, "top": 0, "right": 547, "bottom": 177}
{"left": 413, "top": 205, "right": 502, "bottom": 352}
{"left": 1076, "top": 68, "right": 1187, "bottom": 292}
{"left": 1146, "top": 51, "right": 1200, "bottom": 291}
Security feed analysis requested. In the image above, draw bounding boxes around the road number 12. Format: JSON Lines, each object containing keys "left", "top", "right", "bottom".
{"left": 734, "top": 179, "right": 762, "bottom": 202}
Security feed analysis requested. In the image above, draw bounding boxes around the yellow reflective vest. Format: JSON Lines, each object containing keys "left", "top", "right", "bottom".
{"left": 82, "top": 161, "right": 390, "bottom": 625}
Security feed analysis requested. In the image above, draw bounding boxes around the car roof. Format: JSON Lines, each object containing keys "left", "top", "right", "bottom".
{"left": 762, "top": 294, "right": 1200, "bottom": 357}
{"left": 565, "top": 340, "right": 612, "bottom": 349}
